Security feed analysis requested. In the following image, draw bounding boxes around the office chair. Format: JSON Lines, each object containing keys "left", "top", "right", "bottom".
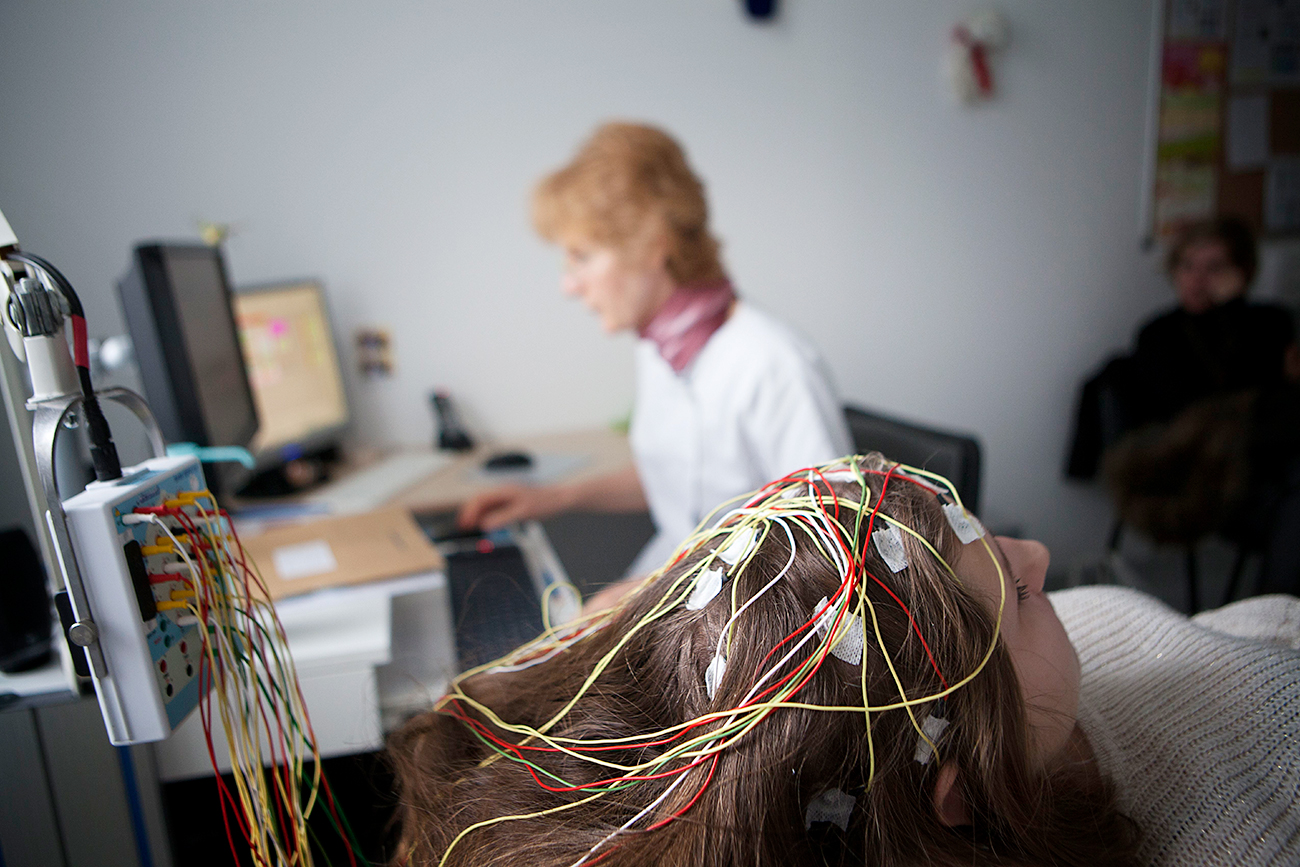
{"left": 843, "top": 405, "right": 982, "bottom": 512}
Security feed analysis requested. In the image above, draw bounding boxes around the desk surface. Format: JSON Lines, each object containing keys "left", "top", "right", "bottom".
{"left": 392, "top": 427, "right": 633, "bottom": 514}
{"left": 3, "top": 429, "right": 628, "bottom": 705}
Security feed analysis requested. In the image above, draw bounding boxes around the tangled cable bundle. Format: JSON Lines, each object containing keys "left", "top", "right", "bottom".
{"left": 396, "top": 453, "right": 1013, "bottom": 867}
{"left": 128, "top": 493, "right": 367, "bottom": 867}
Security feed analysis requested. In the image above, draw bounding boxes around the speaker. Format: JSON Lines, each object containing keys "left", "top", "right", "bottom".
{"left": 0, "top": 527, "right": 53, "bottom": 673}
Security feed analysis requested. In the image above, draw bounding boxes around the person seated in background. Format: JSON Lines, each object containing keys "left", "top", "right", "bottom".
{"left": 1127, "top": 216, "right": 1296, "bottom": 426}
{"left": 1067, "top": 217, "right": 1300, "bottom": 595}
{"left": 390, "top": 454, "right": 1300, "bottom": 866}
{"left": 458, "top": 122, "right": 851, "bottom": 607}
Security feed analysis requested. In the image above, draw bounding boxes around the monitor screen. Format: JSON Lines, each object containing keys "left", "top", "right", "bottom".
{"left": 164, "top": 250, "right": 256, "bottom": 447}
{"left": 117, "top": 243, "right": 259, "bottom": 449}
{"left": 232, "top": 281, "right": 349, "bottom": 458}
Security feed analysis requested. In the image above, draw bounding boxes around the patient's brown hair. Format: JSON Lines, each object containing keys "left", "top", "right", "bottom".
{"left": 389, "top": 454, "right": 1138, "bottom": 866}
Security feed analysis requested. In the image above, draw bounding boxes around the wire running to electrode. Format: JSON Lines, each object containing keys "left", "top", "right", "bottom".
{"left": 428, "top": 457, "right": 1007, "bottom": 867}
{"left": 132, "top": 496, "right": 367, "bottom": 867}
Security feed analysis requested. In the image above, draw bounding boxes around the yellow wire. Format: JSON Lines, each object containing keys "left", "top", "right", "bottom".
{"left": 429, "top": 458, "right": 1009, "bottom": 864}
{"left": 150, "top": 494, "right": 324, "bottom": 866}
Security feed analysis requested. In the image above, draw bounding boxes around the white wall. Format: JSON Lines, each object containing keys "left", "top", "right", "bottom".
{"left": 0, "top": 1, "right": 1172, "bottom": 570}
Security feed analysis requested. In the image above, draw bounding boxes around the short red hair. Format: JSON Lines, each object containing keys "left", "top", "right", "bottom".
{"left": 532, "top": 122, "right": 727, "bottom": 285}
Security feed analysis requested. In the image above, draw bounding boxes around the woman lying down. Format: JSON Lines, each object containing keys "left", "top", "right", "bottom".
{"left": 389, "top": 453, "right": 1300, "bottom": 867}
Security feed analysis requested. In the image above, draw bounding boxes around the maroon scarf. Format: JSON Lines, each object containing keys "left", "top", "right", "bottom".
{"left": 639, "top": 281, "right": 736, "bottom": 373}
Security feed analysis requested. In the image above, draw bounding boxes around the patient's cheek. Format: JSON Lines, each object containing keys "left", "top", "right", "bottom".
{"left": 1016, "top": 642, "right": 1080, "bottom": 762}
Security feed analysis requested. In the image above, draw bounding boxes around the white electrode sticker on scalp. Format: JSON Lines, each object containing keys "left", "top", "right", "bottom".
{"left": 685, "top": 568, "right": 724, "bottom": 610}
{"left": 816, "top": 468, "right": 859, "bottom": 483}
{"left": 805, "top": 788, "right": 856, "bottom": 831}
{"left": 705, "top": 652, "right": 727, "bottom": 699}
{"left": 872, "top": 525, "right": 908, "bottom": 572}
{"left": 894, "top": 468, "right": 942, "bottom": 495}
{"left": 813, "top": 596, "right": 864, "bottom": 665}
{"left": 717, "top": 525, "right": 757, "bottom": 566}
{"left": 941, "top": 503, "right": 985, "bottom": 544}
{"left": 913, "top": 714, "right": 950, "bottom": 765}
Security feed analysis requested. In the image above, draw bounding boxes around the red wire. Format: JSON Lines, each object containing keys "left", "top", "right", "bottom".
{"left": 223, "top": 510, "right": 360, "bottom": 866}
{"left": 861, "top": 567, "right": 949, "bottom": 690}
{"left": 199, "top": 652, "right": 259, "bottom": 863}
{"left": 646, "top": 753, "right": 720, "bottom": 831}
{"left": 154, "top": 503, "right": 361, "bottom": 865}
{"left": 172, "top": 514, "right": 257, "bottom": 865}
{"left": 437, "top": 459, "right": 960, "bottom": 832}
{"left": 70, "top": 314, "right": 89, "bottom": 368}
{"left": 443, "top": 702, "right": 708, "bottom": 793}
{"left": 223, "top": 517, "right": 360, "bottom": 865}
{"left": 581, "top": 846, "right": 621, "bottom": 867}
{"left": 743, "top": 462, "right": 949, "bottom": 705}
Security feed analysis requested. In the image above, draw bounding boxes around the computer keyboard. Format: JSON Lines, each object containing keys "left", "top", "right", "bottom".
{"left": 444, "top": 545, "right": 546, "bottom": 671}
{"left": 305, "top": 450, "right": 452, "bottom": 514}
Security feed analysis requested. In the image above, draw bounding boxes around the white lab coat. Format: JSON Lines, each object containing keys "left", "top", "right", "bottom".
{"left": 627, "top": 303, "right": 852, "bottom": 575}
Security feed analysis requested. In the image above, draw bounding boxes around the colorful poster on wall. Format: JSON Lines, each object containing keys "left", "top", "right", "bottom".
{"left": 1153, "top": 36, "right": 1227, "bottom": 237}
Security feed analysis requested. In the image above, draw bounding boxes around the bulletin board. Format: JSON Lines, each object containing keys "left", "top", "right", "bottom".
{"left": 1151, "top": 0, "right": 1300, "bottom": 239}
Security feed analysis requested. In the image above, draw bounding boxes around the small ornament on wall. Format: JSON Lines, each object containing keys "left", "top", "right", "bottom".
{"left": 196, "top": 220, "right": 240, "bottom": 247}
{"left": 945, "top": 8, "right": 1011, "bottom": 104}
{"left": 355, "top": 327, "right": 393, "bottom": 377}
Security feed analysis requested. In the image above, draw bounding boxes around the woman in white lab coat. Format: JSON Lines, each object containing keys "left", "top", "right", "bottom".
{"left": 458, "top": 122, "right": 851, "bottom": 602}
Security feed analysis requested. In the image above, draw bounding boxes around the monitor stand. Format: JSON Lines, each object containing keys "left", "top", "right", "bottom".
{"left": 234, "top": 444, "right": 340, "bottom": 498}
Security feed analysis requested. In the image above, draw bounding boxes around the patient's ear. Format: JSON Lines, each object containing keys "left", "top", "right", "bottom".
{"left": 932, "top": 762, "right": 971, "bottom": 827}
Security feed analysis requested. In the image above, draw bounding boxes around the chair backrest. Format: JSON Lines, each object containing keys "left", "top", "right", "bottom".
{"left": 842, "top": 405, "right": 982, "bottom": 511}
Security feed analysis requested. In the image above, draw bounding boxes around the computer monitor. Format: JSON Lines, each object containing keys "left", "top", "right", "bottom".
{"left": 117, "top": 243, "right": 259, "bottom": 448}
{"left": 232, "top": 280, "right": 350, "bottom": 468}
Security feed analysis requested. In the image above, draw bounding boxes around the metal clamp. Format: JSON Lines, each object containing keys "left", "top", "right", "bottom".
{"left": 31, "top": 387, "right": 167, "bottom": 679}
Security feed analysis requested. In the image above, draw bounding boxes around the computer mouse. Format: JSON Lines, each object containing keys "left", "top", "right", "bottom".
{"left": 483, "top": 450, "right": 534, "bottom": 470}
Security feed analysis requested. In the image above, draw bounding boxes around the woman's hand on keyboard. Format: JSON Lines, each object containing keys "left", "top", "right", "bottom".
{"left": 456, "top": 484, "right": 574, "bottom": 531}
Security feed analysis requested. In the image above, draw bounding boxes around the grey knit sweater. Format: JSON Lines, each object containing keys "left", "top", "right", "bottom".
{"left": 1051, "top": 586, "right": 1300, "bottom": 866}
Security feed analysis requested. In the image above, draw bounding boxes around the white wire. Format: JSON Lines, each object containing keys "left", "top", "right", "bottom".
{"left": 146, "top": 511, "right": 301, "bottom": 861}
{"left": 711, "top": 517, "right": 798, "bottom": 665}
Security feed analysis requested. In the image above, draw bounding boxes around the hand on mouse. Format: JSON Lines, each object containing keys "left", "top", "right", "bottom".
{"left": 456, "top": 484, "right": 575, "bottom": 531}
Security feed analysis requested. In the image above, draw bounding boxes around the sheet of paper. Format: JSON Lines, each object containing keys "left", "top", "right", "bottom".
{"left": 272, "top": 539, "right": 339, "bottom": 580}
{"left": 1227, "top": 94, "right": 1270, "bottom": 170}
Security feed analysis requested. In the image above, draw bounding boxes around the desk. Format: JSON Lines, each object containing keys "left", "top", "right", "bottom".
{"left": 0, "top": 653, "right": 75, "bottom": 707}
{"left": 0, "top": 429, "right": 641, "bottom": 866}
{"left": 1, "top": 428, "right": 630, "bottom": 711}
{"left": 158, "top": 427, "right": 631, "bottom": 777}
{"left": 154, "top": 571, "right": 454, "bottom": 781}
{"left": 392, "top": 427, "right": 634, "bottom": 513}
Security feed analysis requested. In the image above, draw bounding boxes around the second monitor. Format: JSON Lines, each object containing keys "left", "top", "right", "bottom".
{"left": 232, "top": 280, "right": 350, "bottom": 476}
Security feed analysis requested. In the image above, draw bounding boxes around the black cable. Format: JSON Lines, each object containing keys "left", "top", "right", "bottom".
{"left": 8, "top": 251, "right": 122, "bottom": 481}
{"left": 8, "top": 252, "right": 84, "bottom": 316}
